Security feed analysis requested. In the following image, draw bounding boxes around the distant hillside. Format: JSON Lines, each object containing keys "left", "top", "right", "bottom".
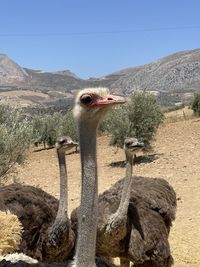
{"left": 0, "top": 54, "right": 29, "bottom": 85}
{"left": 0, "top": 48, "right": 200, "bottom": 111}
{"left": 108, "top": 49, "right": 200, "bottom": 95}
{"left": 24, "top": 68, "right": 84, "bottom": 92}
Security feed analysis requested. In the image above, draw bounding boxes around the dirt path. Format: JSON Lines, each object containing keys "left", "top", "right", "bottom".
{"left": 7, "top": 117, "right": 200, "bottom": 267}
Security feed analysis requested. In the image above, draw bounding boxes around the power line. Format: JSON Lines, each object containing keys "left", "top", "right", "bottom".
{"left": 0, "top": 25, "right": 200, "bottom": 37}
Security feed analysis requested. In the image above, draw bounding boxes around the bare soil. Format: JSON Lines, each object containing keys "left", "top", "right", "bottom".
{"left": 0, "top": 90, "right": 49, "bottom": 108}
{"left": 6, "top": 114, "right": 200, "bottom": 267}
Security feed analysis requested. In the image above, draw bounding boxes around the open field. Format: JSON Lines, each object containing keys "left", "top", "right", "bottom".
{"left": 164, "top": 106, "right": 193, "bottom": 123}
{"left": 0, "top": 90, "right": 49, "bottom": 107}
{"left": 5, "top": 114, "right": 200, "bottom": 267}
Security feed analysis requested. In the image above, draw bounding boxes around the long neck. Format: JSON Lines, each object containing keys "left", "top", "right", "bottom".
{"left": 75, "top": 120, "right": 98, "bottom": 267}
{"left": 115, "top": 151, "right": 133, "bottom": 218}
{"left": 50, "top": 150, "right": 68, "bottom": 232}
{"left": 56, "top": 150, "right": 68, "bottom": 219}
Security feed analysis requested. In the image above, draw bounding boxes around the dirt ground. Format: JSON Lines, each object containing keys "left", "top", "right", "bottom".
{"left": 6, "top": 112, "right": 200, "bottom": 267}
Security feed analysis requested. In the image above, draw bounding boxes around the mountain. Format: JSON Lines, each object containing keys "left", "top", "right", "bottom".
{"left": 0, "top": 54, "right": 29, "bottom": 85}
{"left": 0, "top": 48, "right": 200, "bottom": 112}
{"left": 108, "top": 49, "right": 200, "bottom": 95}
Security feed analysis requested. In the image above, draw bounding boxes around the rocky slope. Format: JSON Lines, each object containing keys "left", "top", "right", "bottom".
{"left": 109, "top": 48, "right": 200, "bottom": 95}
{"left": 0, "top": 54, "right": 29, "bottom": 85}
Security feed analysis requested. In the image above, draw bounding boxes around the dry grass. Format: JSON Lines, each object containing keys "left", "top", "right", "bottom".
{"left": 164, "top": 106, "right": 193, "bottom": 123}
{"left": 0, "top": 90, "right": 49, "bottom": 108}
{"left": 0, "top": 211, "right": 23, "bottom": 256}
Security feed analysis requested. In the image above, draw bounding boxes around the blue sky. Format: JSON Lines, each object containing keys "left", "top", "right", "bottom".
{"left": 0, "top": 0, "right": 200, "bottom": 78}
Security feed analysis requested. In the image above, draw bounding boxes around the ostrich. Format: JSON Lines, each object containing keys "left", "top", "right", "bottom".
{"left": 71, "top": 133, "right": 176, "bottom": 267}
{"left": 72, "top": 87, "right": 125, "bottom": 267}
{"left": 0, "top": 88, "right": 125, "bottom": 267}
{"left": 96, "top": 138, "right": 145, "bottom": 260}
{"left": 96, "top": 137, "right": 176, "bottom": 267}
{"left": 0, "top": 136, "right": 78, "bottom": 262}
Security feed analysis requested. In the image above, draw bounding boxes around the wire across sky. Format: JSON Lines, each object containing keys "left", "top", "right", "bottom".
{"left": 0, "top": 0, "right": 199, "bottom": 78}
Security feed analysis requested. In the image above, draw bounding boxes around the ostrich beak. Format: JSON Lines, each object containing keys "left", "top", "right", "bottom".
{"left": 69, "top": 142, "right": 78, "bottom": 147}
{"left": 71, "top": 141, "right": 79, "bottom": 147}
{"left": 133, "top": 141, "right": 145, "bottom": 149}
{"left": 64, "top": 141, "right": 78, "bottom": 149}
{"left": 93, "top": 95, "right": 126, "bottom": 107}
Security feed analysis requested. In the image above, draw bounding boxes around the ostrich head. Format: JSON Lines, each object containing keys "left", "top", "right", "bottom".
{"left": 124, "top": 137, "right": 144, "bottom": 157}
{"left": 73, "top": 87, "right": 125, "bottom": 127}
{"left": 55, "top": 136, "right": 78, "bottom": 152}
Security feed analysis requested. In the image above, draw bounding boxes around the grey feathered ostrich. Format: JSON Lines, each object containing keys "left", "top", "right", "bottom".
{"left": 0, "top": 136, "right": 77, "bottom": 262}
{"left": 0, "top": 87, "right": 125, "bottom": 267}
{"left": 96, "top": 138, "right": 145, "bottom": 264}
{"left": 71, "top": 132, "right": 176, "bottom": 267}
{"left": 97, "top": 137, "right": 176, "bottom": 267}
{"left": 72, "top": 87, "right": 125, "bottom": 267}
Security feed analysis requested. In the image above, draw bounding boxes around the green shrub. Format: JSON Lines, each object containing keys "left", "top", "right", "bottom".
{"left": 60, "top": 111, "right": 78, "bottom": 141}
{"left": 31, "top": 111, "right": 78, "bottom": 148}
{"left": 101, "top": 91, "right": 164, "bottom": 148}
{"left": 32, "top": 112, "right": 62, "bottom": 148}
{"left": 191, "top": 92, "right": 200, "bottom": 116}
{"left": 0, "top": 104, "right": 32, "bottom": 179}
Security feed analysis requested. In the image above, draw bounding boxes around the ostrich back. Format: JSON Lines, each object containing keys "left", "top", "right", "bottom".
{"left": 0, "top": 184, "right": 58, "bottom": 260}
{"left": 126, "top": 201, "right": 174, "bottom": 266}
{"left": 101, "top": 176, "right": 177, "bottom": 229}
{"left": 71, "top": 175, "right": 176, "bottom": 265}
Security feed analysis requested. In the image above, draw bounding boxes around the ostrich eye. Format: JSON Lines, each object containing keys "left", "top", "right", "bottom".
{"left": 80, "top": 94, "right": 93, "bottom": 105}
{"left": 125, "top": 142, "right": 132, "bottom": 147}
{"left": 58, "top": 139, "right": 66, "bottom": 145}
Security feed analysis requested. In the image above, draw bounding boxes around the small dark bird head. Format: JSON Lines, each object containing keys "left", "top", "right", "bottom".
{"left": 124, "top": 137, "right": 144, "bottom": 156}
{"left": 56, "top": 136, "right": 78, "bottom": 152}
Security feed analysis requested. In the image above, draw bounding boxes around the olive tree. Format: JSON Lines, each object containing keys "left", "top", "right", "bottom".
{"left": 101, "top": 91, "right": 164, "bottom": 148}
{"left": 0, "top": 104, "right": 32, "bottom": 179}
{"left": 32, "top": 113, "right": 62, "bottom": 148}
{"left": 60, "top": 111, "right": 78, "bottom": 141}
{"left": 31, "top": 111, "right": 78, "bottom": 148}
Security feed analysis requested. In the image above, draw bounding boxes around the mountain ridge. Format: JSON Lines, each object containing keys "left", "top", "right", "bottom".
{"left": 0, "top": 48, "right": 200, "bottom": 111}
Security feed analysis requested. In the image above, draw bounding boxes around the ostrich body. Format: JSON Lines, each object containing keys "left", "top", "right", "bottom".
{"left": 0, "top": 136, "right": 77, "bottom": 262}
{"left": 97, "top": 178, "right": 176, "bottom": 267}
{"left": 0, "top": 88, "right": 125, "bottom": 267}
{"left": 72, "top": 137, "right": 176, "bottom": 267}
